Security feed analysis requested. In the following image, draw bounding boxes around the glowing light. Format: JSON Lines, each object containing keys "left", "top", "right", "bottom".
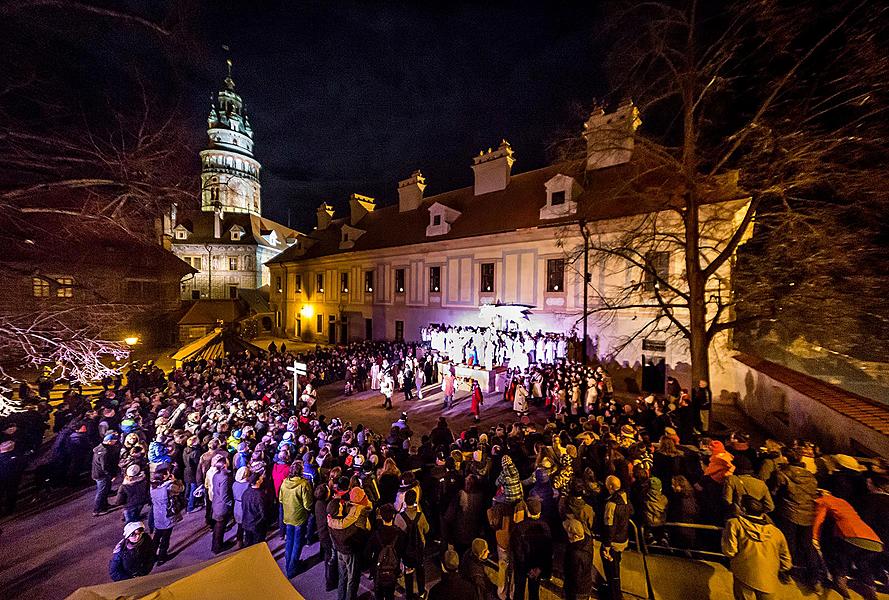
{"left": 300, "top": 305, "right": 314, "bottom": 318}
{"left": 124, "top": 336, "right": 140, "bottom": 346}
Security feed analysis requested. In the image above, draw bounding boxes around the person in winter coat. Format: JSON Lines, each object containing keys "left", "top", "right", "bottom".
{"left": 366, "top": 503, "right": 404, "bottom": 600}
{"left": 724, "top": 464, "right": 775, "bottom": 516}
{"left": 395, "top": 489, "right": 430, "bottom": 600}
{"left": 510, "top": 496, "right": 553, "bottom": 600}
{"left": 563, "top": 519, "right": 595, "bottom": 600}
{"left": 429, "top": 550, "right": 476, "bottom": 599}
{"left": 813, "top": 488, "right": 884, "bottom": 599}
{"left": 241, "top": 471, "right": 270, "bottom": 547}
{"left": 600, "top": 476, "right": 631, "bottom": 600}
{"left": 460, "top": 538, "right": 498, "bottom": 600}
{"left": 644, "top": 477, "right": 669, "bottom": 540}
{"left": 232, "top": 466, "right": 251, "bottom": 547}
{"left": 328, "top": 490, "right": 372, "bottom": 600}
{"left": 494, "top": 455, "right": 523, "bottom": 505}
{"left": 210, "top": 455, "right": 233, "bottom": 554}
{"left": 773, "top": 448, "right": 821, "bottom": 588}
{"left": 279, "top": 460, "right": 314, "bottom": 578}
{"left": 92, "top": 432, "right": 120, "bottom": 516}
{"left": 181, "top": 436, "right": 201, "bottom": 513}
{"left": 116, "top": 464, "right": 150, "bottom": 524}
{"left": 109, "top": 521, "right": 156, "bottom": 581}
{"left": 149, "top": 468, "right": 184, "bottom": 562}
{"left": 314, "top": 483, "right": 338, "bottom": 592}
{"left": 721, "top": 497, "right": 793, "bottom": 600}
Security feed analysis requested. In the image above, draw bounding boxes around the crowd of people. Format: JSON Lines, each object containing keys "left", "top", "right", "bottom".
{"left": 1, "top": 337, "right": 887, "bottom": 600}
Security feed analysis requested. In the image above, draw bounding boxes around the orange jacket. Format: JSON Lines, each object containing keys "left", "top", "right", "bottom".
{"left": 812, "top": 494, "right": 881, "bottom": 543}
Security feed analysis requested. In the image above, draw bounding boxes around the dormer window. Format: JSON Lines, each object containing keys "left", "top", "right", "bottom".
{"left": 339, "top": 224, "right": 366, "bottom": 249}
{"left": 173, "top": 224, "right": 191, "bottom": 240}
{"left": 230, "top": 224, "right": 246, "bottom": 241}
{"left": 540, "top": 174, "right": 581, "bottom": 220}
{"left": 426, "top": 202, "right": 462, "bottom": 237}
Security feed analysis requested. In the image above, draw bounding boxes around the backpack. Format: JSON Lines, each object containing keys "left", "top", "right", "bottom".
{"left": 375, "top": 539, "right": 400, "bottom": 587}
{"left": 401, "top": 511, "right": 424, "bottom": 565}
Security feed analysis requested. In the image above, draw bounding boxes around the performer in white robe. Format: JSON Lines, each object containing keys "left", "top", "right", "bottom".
{"left": 543, "top": 336, "right": 556, "bottom": 364}
{"left": 370, "top": 362, "right": 381, "bottom": 390}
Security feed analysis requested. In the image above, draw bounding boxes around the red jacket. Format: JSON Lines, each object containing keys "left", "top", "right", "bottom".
{"left": 813, "top": 494, "right": 881, "bottom": 544}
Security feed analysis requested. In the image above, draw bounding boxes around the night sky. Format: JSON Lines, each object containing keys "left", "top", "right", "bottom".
{"left": 193, "top": 3, "right": 609, "bottom": 229}
{"left": 9, "top": 2, "right": 608, "bottom": 231}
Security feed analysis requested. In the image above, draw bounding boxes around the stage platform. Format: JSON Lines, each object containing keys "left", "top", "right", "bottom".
{"left": 437, "top": 361, "right": 509, "bottom": 393}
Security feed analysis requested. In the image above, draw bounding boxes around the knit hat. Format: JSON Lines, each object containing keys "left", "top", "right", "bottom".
{"left": 708, "top": 440, "right": 726, "bottom": 456}
{"left": 349, "top": 487, "right": 370, "bottom": 507}
{"left": 442, "top": 549, "right": 460, "bottom": 572}
{"left": 235, "top": 466, "right": 250, "bottom": 483}
{"left": 123, "top": 521, "right": 145, "bottom": 538}
{"left": 471, "top": 538, "right": 488, "bottom": 558}
{"left": 126, "top": 464, "right": 141, "bottom": 478}
{"left": 103, "top": 432, "right": 119, "bottom": 443}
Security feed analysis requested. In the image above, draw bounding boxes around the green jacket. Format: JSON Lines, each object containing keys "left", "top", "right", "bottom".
{"left": 279, "top": 476, "right": 313, "bottom": 526}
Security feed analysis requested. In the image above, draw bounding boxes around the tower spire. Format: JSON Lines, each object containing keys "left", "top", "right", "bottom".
{"left": 222, "top": 45, "right": 235, "bottom": 90}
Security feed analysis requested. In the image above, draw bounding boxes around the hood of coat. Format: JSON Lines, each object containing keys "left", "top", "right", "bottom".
{"left": 784, "top": 464, "right": 817, "bottom": 488}
{"left": 737, "top": 514, "right": 774, "bottom": 543}
{"left": 281, "top": 476, "right": 306, "bottom": 492}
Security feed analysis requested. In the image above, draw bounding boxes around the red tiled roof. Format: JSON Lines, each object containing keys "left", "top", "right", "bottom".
{"left": 734, "top": 353, "right": 889, "bottom": 435}
{"left": 269, "top": 155, "right": 743, "bottom": 264}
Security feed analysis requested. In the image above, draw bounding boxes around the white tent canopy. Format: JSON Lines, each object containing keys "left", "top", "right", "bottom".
{"left": 65, "top": 543, "right": 304, "bottom": 600}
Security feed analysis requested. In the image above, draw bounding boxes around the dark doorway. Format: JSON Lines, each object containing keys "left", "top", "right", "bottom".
{"left": 296, "top": 318, "right": 302, "bottom": 337}
{"left": 339, "top": 316, "right": 348, "bottom": 344}
{"left": 365, "top": 318, "right": 373, "bottom": 340}
{"left": 328, "top": 315, "right": 336, "bottom": 343}
{"left": 395, "top": 320, "right": 404, "bottom": 342}
{"left": 261, "top": 316, "right": 272, "bottom": 331}
{"left": 228, "top": 285, "right": 238, "bottom": 299}
{"left": 641, "top": 354, "right": 666, "bottom": 394}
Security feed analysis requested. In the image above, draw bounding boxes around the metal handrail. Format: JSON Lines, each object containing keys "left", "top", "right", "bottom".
{"left": 628, "top": 518, "right": 656, "bottom": 600}
{"left": 640, "top": 521, "right": 728, "bottom": 561}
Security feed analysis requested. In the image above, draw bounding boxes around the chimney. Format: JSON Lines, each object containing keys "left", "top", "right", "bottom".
{"left": 349, "top": 193, "right": 375, "bottom": 225}
{"left": 397, "top": 170, "right": 426, "bottom": 212}
{"left": 471, "top": 140, "right": 514, "bottom": 196}
{"left": 583, "top": 100, "right": 641, "bottom": 171}
{"left": 213, "top": 204, "right": 223, "bottom": 238}
{"left": 316, "top": 203, "right": 334, "bottom": 230}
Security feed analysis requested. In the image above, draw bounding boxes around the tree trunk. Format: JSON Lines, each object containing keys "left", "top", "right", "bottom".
{"left": 685, "top": 195, "right": 711, "bottom": 387}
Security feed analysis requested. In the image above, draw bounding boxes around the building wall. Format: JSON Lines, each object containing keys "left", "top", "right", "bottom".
{"left": 729, "top": 357, "right": 889, "bottom": 457}
{"left": 269, "top": 207, "right": 743, "bottom": 390}
{"left": 173, "top": 243, "right": 259, "bottom": 299}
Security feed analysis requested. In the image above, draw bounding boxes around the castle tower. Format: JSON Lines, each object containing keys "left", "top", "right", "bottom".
{"left": 200, "top": 58, "right": 262, "bottom": 216}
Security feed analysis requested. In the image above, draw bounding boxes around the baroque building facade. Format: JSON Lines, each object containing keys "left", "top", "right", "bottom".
{"left": 167, "top": 61, "right": 301, "bottom": 300}
{"left": 268, "top": 103, "right": 750, "bottom": 390}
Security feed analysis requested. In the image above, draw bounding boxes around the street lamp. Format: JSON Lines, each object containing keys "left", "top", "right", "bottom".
{"left": 124, "top": 336, "right": 140, "bottom": 346}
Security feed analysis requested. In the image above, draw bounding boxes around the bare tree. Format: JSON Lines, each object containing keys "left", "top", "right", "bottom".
{"left": 0, "top": 2, "right": 197, "bottom": 384}
{"left": 557, "top": 0, "right": 889, "bottom": 384}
